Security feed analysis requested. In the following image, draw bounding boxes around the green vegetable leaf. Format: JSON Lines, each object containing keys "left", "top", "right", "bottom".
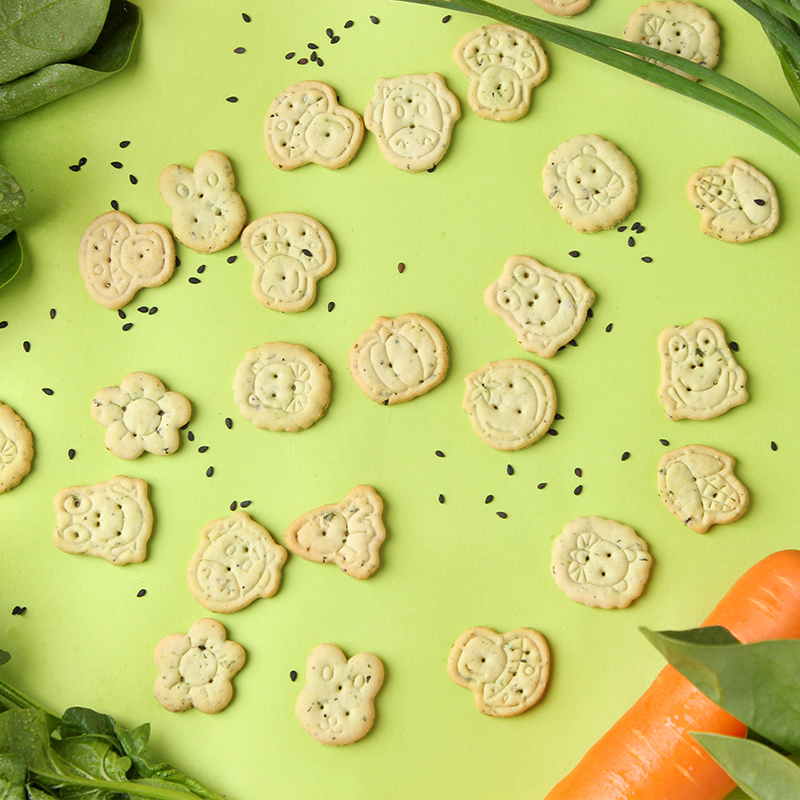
{"left": 642, "top": 627, "right": 800, "bottom": 757}
{"left": 0, "top": 651, "right": 10, "bottom": 667}
{"left": 692, "top": 733, "right": 800, "bottom": 800}
{"left": 0, "top": 753, "right": 28, "bottom": 800}
{"left": 0, "top": 231, "right": 23, "bottom": 290}
{"left": 0, "top": 0, "right": 140, "bottom": 122}
{"left": 0, "top": 0, "right": 110, "bottom": 84}
{"left": 0, "top": 165, "right": 26, "bottom": 240}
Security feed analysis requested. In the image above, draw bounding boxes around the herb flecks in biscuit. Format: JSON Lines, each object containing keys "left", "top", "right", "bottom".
{"left": 530, "top": 0, "right": 592, "bottom": 16}
{"left": 447, "top": 626, "right": 550, "bottom": 717}
{"left": 0, "top": 402, "right": 32, "bottom": 493}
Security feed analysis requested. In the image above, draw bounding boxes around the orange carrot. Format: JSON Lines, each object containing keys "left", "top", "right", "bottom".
{"left": 545, "top": 549, "right": 800, "bottom": 800}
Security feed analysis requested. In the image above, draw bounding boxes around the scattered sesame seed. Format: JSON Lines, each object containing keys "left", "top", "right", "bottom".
{"left": 111, "top": 200, "right": 119, "bottom": 209}
{"left": 69, "top": 164, "right": 80, "bottom": 172}
{"left": 285, "top": 52, "right": 296, "bottom": 59}
{"left": 230, "top": 500, "right": 238, "bottom": 511}
{"left": 42, "top": 387, "right": 54, "bottom": 396}
{"left": 442, "top": 14, "right": 451, "bottom": 22}
{"left": 23, "top": 341, "right": 30, "bottom": 352}
{"left": 118, "top": 309, "right": 126, "bottom": 319}
{"left": 111, "top": 161, "right": 123, "bottom": 169}
{"left": 241, "top": 500, "right": 252, "bottom": 507}
{"left": 68, "top": 449, "right": 76, "bottom": 460}
{"left": 617, "top": 225, "right": 627, "bottom": 232}
{"left": 771, "top": 441, "right": 778, "bottom": 451}
{"left": 729, "top": 341, "right": 739, "bottom": 351}
{"left": 397, "top": 262, "right": 406, "bottom": 273}
{"left": 327, "top": 301, "right": 335, "bottom": 312}
{"left": 621, "top": 451, "right": 630, "bottom": 461}
{"left": 136, "top": 589, "right": 146, "bottom": 597}
{"left": 187, "top": 431, "right": 195, "bottom": 441}
{"left": 310, "top": 51, "right": 318, "bottom": 62}
{"left": 227, "top": 255, "right": 237, "bottom": 263}
{"left": 11, "top": 606, "right": 26, "bottom": 616}
{"left": 555, "top": 413, "right": 563, "bottom": 420}
{"left": 438, "top": 494, "right": 445, "bottom": 504}
{"left": 547, "top": 429, "right": 558, "bottom": 436}
{"left": 370, "top": 15, "right": 380, "bottom": 23}
{"left": 316, "top": 57, "right": 324, "bottom": 67}
{"left": 189, "top": 277, "right": 201, "bottom": 284}
{"left": 485, "top": 495, "right": 494, "bottom": 504}
{"left": 122, "top": 322, "right": 133, "bottom": 331}
{"left": 0, "top": 321, "right": 6, "bottom": 329}
{"left": 568, "top": 250, "right": 580, "bottom": 258}
{"left": 659, "top": 438, "right": 669, "bottom": 446}
{"left": 129, "top": 174, "right": 138, "bottom": 184}
{"left": 627, "top": 236, "right": 635, "bottom": 247}
{"left": 641, "top": 256, "right": 653, "bottom": 263}
{"left": 198, "top": 445, "right": 209, "bottom": 453}
{"left": 574, "top": 467, "right": 582, "bottom": 477}
{"left": 587, "top": 308, "right": 593, "bottom": 318}
{"left": 605, "top": 323, "right": 613, "bottom": 332}
{"left": 242, "top": 12, "right": 251, "bottom": 22}
{"left": 226, "top": 96, "right": 239, "bottom": 103}
{"left": 344, "top": 19, "right": 354, "bottom": 28}
{"left": 574, "top": 485, "right": 583, "bottom": 495}
{"left": 308, "top": 42, "right": 319, "bottom": 49}
{"left": 506, "top": 464, "right": 514, "bottom": 475}
{"left": 290, "top": 670, "right": 298, "bottom": 681}
{"left": 137, "top": 306, "right": 149, "bottom": 313}
{"left": 149, "top": 307, "right": 158, "bottom": 315}
{"left": 234, "top": 46, "right": 245, "bottom": 53}
{"left": 225, "top": 417, "right": 233, "bottom": 429}
{"left": 49, "top": 308, "right": 57, "bottom": 319}
{"left": 197, "top": 264, "right": 206, "bottom": 274}
{"left": 326, "top": 27, "right": 334, "bottom": 38}
{"left": 330, "top": 35, "right": 340, "bottom": 43}
{"left": 206, "top": 466, "right": 214, "bottom": 477}
{"left": 298, "top": 57, "right": 308, "bottom": 65}
{"left": 754, "top": 198, "right": 766, "bottom": 206}
{"left": 496, "top": 511, "right": 508, "bottom": 519}
{"left": 119, "top": 140, "right": 130, "bottom": 148}
{"left": 537, "top": 482, "right": 547, "bottom": 489}
{"left": 435, "top": 450, "right": 445, "bottom": 457}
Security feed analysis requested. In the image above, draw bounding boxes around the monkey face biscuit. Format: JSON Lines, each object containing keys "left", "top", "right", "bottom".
{"left": 158, "top": 150, "right": 246, "bottom": 253}
{"left": 453, "top": 25, "right": 548, "bottom": 121}
{"left": 188, "top": 510, "right": 287, "bottom": 613}
{"left": 543, "top": 134, "right": 638, "bottom": 232}
{"left": 448, "top": 627, "right": 550, "bottom": 717}
{"left": 0, "top": 402, "right": 32, "bottom": 493}
{"left": 295, "top": 644, "right": 384, "bottom": 745}
{"left": 658, "top": 318, "right": 747, "bottom": 420}
{"left": 265, "top": 80, "right": 364, "bottom": 170}
{"left": 154, "top": 618, "right": 245, "bottom": 714}
{"left": 687, "top": 156, "right": 779, "bottom": 243}
{"left": 657, "top": 444, "right": 749, "bottom": 533}
{"left": 234, "top": 342, "right": 331, "bottom": 431}
{"left": 485, "top": 255, "right": 595, "bottom": 357}
{"left": 285, "top": 485, "right": 386, "bottom": 579}
{"left": 78, "top": 211, "right": 175, "bottom": 310}
{"left": 551, "top": 517, "right": 653, "bottom": 609}
{"left": 364, "top": 73, "right": 461, "bottom": 172}
{"left": 462, "top": 359, "right": 556, "bottom": 451}
{"left": 53, "top": 476, "right": 153, "bottom": 565}
{"left": 349, "top": 314, "right": 449, "bottom": 405}
{"left": 91, "top": 372, "right": 192, "bottom": 459}
{"left": 240, "top": 213, "right": 336, "bottom": 312}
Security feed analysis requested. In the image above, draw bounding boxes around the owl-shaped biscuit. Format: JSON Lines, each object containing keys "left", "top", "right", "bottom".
{"left": 453, "top": 24, "right": 548, "bottom": 121}
{"left": 285, "top": 485, "right": 386, "bottom": 579}
{"left": 448, "top": 627, "right": 550, "bottom": 717}
{"left": 158, "top": 150, "right": 246, "bottom": 253}
{"left": 658, "top": 318, "right": 747, "bottom": 420}
{"left": 240, "top": 213, "right": 336, "bottom": 312}
{"left": 485, "top": 255, "right": 595, "bottom": 357}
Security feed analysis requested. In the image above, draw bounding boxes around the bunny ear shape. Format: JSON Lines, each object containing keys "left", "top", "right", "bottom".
{"left": 157, "top": 163, "right": 196, "bottom": 202}
{"left": 193, "top": 149, "right": 236, "bottom": 192}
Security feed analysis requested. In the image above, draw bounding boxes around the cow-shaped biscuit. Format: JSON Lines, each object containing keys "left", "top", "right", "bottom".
{"left": 158, "top": 150, "right": 246, "bottom": 253}
{"left": 240, "top": 213, "right": 336, "bottom": 312}
{"left": 364, "top": 73, "right": 460, "bottom": 172}
{"left": 453, "top": 24, "right": 548, "bottom": 121}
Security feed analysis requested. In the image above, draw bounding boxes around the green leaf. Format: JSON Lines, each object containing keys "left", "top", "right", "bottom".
{"left": 58, "top": 708, "right": 118, "bottom": 742}
{"left": 0, "top": 651, "right": 10, "bottom": 667}
{"left": 0, "top": 230, "right": 23, "bottom": 290}
{"left": 692, "top": 733, "right": 800, "bottom": 800}
{"left": 0, "top": 0, "right": 140, "bottom": 122}
{"left": 0, "top": 0, "right": 110, "bottom": 83}
{"left": 0, "top": 165, "right": 26, "bottom": 240}
{"left": 642, "top": 628, "right": 800, "bottom": 757}
{"left": 0, "top": 753, "right": 27, "bottom": 800}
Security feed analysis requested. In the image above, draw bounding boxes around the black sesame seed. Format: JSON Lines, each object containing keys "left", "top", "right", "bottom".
{"left": 326, "top": 27, "right": 334, "bottom": 38}
{"left": 234, "top": 46, "right": 245, "bottom": 53}
{"left": 771, "top": 441, "right": 778, "bottom": 451}
{"left": 587, "top": 308, "right": 593, "bottom": 318}
{"left": 754, "top": 198, "right": 766, "bottom": 206}
{"left": 641, "top": 256, "right": 653, "bottom": 263}
{"left": 42, "top": 387, "right": 54, "bottom": 396}
{"left": 621, "top": 451, "right": 630, "bottom": 461}
{"left": 547, "top": 429, "right": 558, "bottom": 436}
{"left": 227, "top": 255, "right": 237, "bottom": 263}
{"left": 136, "top": 589, "right": 146, "bottom": 597}
{"left": 627, "top": 236, "right": 635, "bottom": 247}
{"left": 298, "top": 57, "right": 308, "bottom": 65}
{"left": 308, "top": 42, "right": 319, "bottom": 49}
{"left": 330, "top": 35, "right": 340, "bottom": 43}
{"left": 11, "top": 606, "right": 26, "bottom": 616}
{"left": 129, "top": 174, "right": 138, "bottom": 185}
{"left": 345, "top": 19, "right": 354, "bottom": 28}
{"left": 290, "top": 670, "right": 298, "bottom": 681}
{"left": 240, "top": 500, "right": 252, "bottom": 507}
{"left": 198, "top": 445, "right": 209, "bottom": 453}
{"left": 605, "top": 323, "right": 613, "bottom": 332}
{"left": 68, "top": 448, "right": 76, "bottom": 460}
{"left": 617, "top": 225, "right": 627, "bottom": 232}
{"left": 206, "top": 466, "right": 214, "bottom": 477}
{"left": 230, "top": 500, "right": 238, "bottom": 511}
{"left": 226, "top": 96, "right": 239, "bottom": 103}
{"left": 111, "top": 200, "right": 119, "bottom": 210}
{"left": 197, "top": 264, "right": 206, "bottom": 274}
{"left": 122, "top": 322, "right": 133, "bottom": 331}
{"left": 111, "top": 161, "right": 123, "bottom": 169}
{"left": 729, "top": 341, "right": 739, "bottom": 351}
{"left": 23, "top": 341, "right": 30, "bottom": 352}
{"left": 0, "top": 321, "right": 6, "bottom": 329}
{"left": 485, "top": 495, "right": 494, "bottom": 504}
{"left": 568, "top": 250, "right": 580, "bottom": 258}
{"left": 427, "top": 165, "right": 436, "bottom": 173}
{"left": 118, "top": 309, "right": 126, "bottom": 319}
{"left": 69, "top": 164, "right": 80, "bottom": 172}
{"left": 310, "top": 51, "right": 318, "bottom": 62}
{"left": 187, "top": 431, "right": 195, "bottom": 441}
{"left": 435, "top": 450, "right": 444, "bottom": 457}
{"left": 285, "top": 51, "right": 296, "bottom": 59}
{"left": 119, "top": 140, "right": 130, "bottom": 148}
{"left": 370, "top": 15, "right": 380, "bottom": 23}
{"left": 574, "top": 467, "right": 582, "bottom": 477}
{"left": 149, "top": 307, "right": 158, "bottom": 315}
{"left": 397, "top": 262, "right": 406, "bottom": 273}
{"left": 225, "top": 417, "right": 233, "bottom": 429}
{"left": 555, "top": 413, "right": 564, "bottom": 420}
{"left": 537, "top": 482, "right": 547, "bottom": 489}
{"left": 189, "top": 277, "right": 201, "bottom": 284}
{"left": 438, "top": 494, "right": 445, "bottom": 504}
{"left": 327, "top": 301, "right": 335, "bottom": 312}
{"left": 442, "top": 14, "right": 451, "bottom": 21}
{"left": 659, "top": 438, "right": 670, "bottom": 446}
{"left": 317, "top": 56, "right": 325, "bottom": 67}
{"left": 506, "top": 464, "right": 514, "bottom": 475}
{"left": 175, "top": 257, "right": 181, "bottom": 267}
{"left": 137, "top": 306, "right": 149, "bottom": 313}
{"left": 574, "top": 485, "right": 583, "bottom": 495}
{"left": 49, "top": 308, "right": 56, "bottom": 319}
{"left": 496, "top": 511, "right": 508, "bottom": 519}
{"left": 242, "top": 12, "right": 251, "bottom": 22}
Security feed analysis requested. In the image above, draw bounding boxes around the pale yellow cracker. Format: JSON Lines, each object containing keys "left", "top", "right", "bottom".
{"left": 658, "top": 317, "right": 747, "bottom": 420}
{"left": 530, "top": 0, "right": 592, "bottom": 16}
{"left": 447, "top": 626, "right": 550, "bottom": 717}
{"left": 0, "top": 401, "right": 32, "bottom": 493}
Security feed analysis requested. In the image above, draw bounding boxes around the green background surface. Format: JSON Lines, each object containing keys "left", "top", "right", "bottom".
{"left": 0, "top": 0, "right": 798, "bottom": 797}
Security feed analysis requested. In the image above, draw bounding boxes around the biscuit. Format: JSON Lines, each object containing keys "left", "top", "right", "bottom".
{"left": 240, "top": 212, "right": 336, "bottom": 312}
{"left": 658, "top": 317, "right": 747, "bottom": 420}
{"left": 484, "top": 255, "right": 595, "bottom": 357}
{"left": 91, "top": 372, "right": 192, "bottom": 459}
{"left": 687, "top": 156, "right": 779, "bottom": 243}
{"left": 447, "top": 626, "right": 550, "bottom": 717}
{"left": 78, "top": 210, "right": 175, "bottom": 310}
{"left": 53, "top": 476, "right": 153, "bottom": 565}
{"left": 158, "top": 150, "right": 247, "bottom": 253}
{"left": 543, "top": 134, "right": 638, "bottom": 232}
{"left": 285, "top": 485, "right": 386, "bottom": 579}
{"left": 188, "top": 510, "right": 288, "bottom": 613}
{"left": 364, "top": 73, "right": 461, "bottom": 172}
{"left": 551, "top": 516, "right": 653, "bottom": 609}
{"left": 0, "top": 401, "right": 33, "bottom": 493}
{"left": 530, "top": 0, "right": 592, "bottom": 16}
{"left": 265, "top": 80, "right": 364, "bottom": 170}
{"left": 453, "top": 24, "right": 548, "bottom": 121}
{"left": 154, "top": 618, "right": 245, "bottom": 714}
{"left": 349, "top": 314, "right": 449, "bottom": 405}
{"left": 295, "top": 643, "right": 384, "bottom": 745}
{"left": 462, "top": 359, "right": 556, "bottom": 451}
{"left": 657, "top": 444, "right": 749, "bottom": 533}
{"left": 624, "top": 0, "right": 720, "bottom": 80}
{"left": 233, "top": 342, "right": 331, "bottom": 431}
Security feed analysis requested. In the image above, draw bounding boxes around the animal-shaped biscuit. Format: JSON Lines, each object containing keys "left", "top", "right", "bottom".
{"left": 485, "top": 255, "right": 595, "bottom": 357}
{"left": 447, "top": 626, "right": 550, "bottom": 717}
{"left": 453, "top": 24, "right": 548, "bottom": 121}
{"left": 91, "top": 372, "right": 192, "bottom": 459}
{"left": 285, "top": 485, "right": 386, "bottom": 579}
{"left": 658, "top": 318, "right": 747, "bottom": 420}
{"left": 295, "top": 643, "right": 384, "bottom": 745}
{"left": 158, "top": 150, "right": 246, "bottom": 253}
{"left": 657, "top": 444, "right": 749, "bottom": 533}
{"left": 551, "top": 517, "right": 653, "bottom": 609}
{"left": 543, "top": 134, "right": 638, "bottom": 232}
{"left": 687, "top": 156, "right": 779, "bottom": 243}
{"left": 265, "top": 80, "right": 364, "bottom": 170}
{"left": 349, "top": 314, "right": 449, "bottom": 405}
{"left": 187, "top": 510, "right": 287, "bottom": 613}
{"left": 240, "top": 213, "right": 336, "bottom": 312}
{"left": 78, "top": 211, "right": 175, "bottom": 310}
{"left": 364, "top": 73, "right": 461, "bottom": 172}
{"left": 0, "top": 401, "right": 33, "bottom": 493}
{"left": 462, "top": 359, "right": 557, "bottom": 451}
{"left": 53, "top": 476, "right": 153, "bottom": 565}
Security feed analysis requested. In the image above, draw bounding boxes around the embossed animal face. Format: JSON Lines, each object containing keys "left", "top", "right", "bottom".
{"left": 251, "top": 360, "right": 313, "bottom": 413}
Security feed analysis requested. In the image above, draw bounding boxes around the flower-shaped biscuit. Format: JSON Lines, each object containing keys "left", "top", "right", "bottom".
{"left": 448, "top": 626, "right": 550, "bottom": 717}
{"left": 0, "top": 401, "right": 33, "bottom": 493}
{"left": 91, "top": 372, "right": 192, "bottom": 459}
{"left": 154, "top": 618, "right": 245, "bottom": 713}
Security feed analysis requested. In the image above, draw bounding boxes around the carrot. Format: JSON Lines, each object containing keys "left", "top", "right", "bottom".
{"left": 545, "top": 549, "right": 800, "bottom": 800}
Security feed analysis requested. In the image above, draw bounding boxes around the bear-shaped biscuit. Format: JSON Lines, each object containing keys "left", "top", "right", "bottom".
{"left": 158, "top": 150, "right": 247, "bottom": 253}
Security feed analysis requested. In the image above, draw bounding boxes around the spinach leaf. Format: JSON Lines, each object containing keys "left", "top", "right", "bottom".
{"left": 0, "top": 0, "right": 110, "bottom": 84}
{"left": 0, "top": 753, "right": 28, "bottom": 800}
{"left": 0, "top": 0, "right": 140, "bottom": 122}
{"left": 692, "top": 732, "right": 800, "bottom": 800}
{"left": 0, "top": 165, "right": 25, "bottom": 241}
{"left": 0, "top": 230, "right": 22, "bottom": 287}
